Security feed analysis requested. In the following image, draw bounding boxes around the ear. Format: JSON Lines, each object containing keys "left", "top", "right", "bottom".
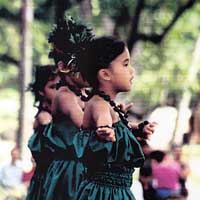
{"left": 57, "top": 61, "right": 65, "bottom": 71}
{"left": 97, "top": 68, "right": 111, "bottom": 81}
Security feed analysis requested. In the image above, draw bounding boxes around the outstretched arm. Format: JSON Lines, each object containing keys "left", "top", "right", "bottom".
{"left": 117, "top": 102, "right": 157, "bottom": 139}
{"left": 92, "top": 101, "right": 116, "bottom": 142}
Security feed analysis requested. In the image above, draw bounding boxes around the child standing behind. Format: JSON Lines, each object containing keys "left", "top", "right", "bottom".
{"left": 26, "top": 65, "right": 60, "bottom": 200}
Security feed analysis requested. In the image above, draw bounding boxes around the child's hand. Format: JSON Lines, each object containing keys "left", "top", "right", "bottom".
{"left": 118, "top": 102, "right": 133, "bottom": 114}
{"left": 142, "top": 121, "right": 157, "bottom": 139}
{"left": 129, "top": 121, "right": 157, "bottom": 139}
{"left": 129, "top": 121, "right": 138, "bottom": 130}
{"left": 96, "top": 127, "right": 116, "bottom": 142}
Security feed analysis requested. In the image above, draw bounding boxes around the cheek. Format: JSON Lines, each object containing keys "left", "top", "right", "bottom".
{"left": 118, "top": 71, "right": 130, "bottom": 80}
{"left": 44, "top": 88, "right": 56, "bottom": 99}
{"left": 49, "top": 89, "right": 57, "bottom": 98}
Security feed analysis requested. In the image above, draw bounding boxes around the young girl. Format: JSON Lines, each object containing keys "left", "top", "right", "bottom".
{"left": 69, "top": 36, "right": 156, "bottom": 200}
{"left": 26, "top": 65, "right": 60, "bottom": 200}
{"left": 43, "top": 17, "right": 115, "bottom": 200}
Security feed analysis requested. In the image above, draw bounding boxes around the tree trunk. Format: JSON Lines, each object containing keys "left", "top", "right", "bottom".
{"left": 172, "top": 36, "right": 200, "bottom": 145}
{"left": 17, "top": 0, "right": 33, "bottom": 155}
{"left": 54, "top": 0, "right": 68, "bottom": 24}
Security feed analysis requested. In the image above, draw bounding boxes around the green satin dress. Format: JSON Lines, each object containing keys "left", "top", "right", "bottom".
{"left": 73, "top": 120, "right": 145, "bottom": 200}
{"left": 26, "top": 123, "right": 53, "bottom": 200}
{"left": 43, "top": 117, "right": 86, "bottom": 200}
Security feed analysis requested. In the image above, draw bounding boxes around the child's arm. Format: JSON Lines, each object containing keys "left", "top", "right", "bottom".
{"left": 118, "top": 102, "right": 157, "bottom": 139}
{"left": 58, "top": 92, "right": 83, "bottom": 128}
{"left": 92, "top": 100, "right": 116, "bottom": 142}
{"left": 117, "top": 102, "right": 133, "bottom": 114}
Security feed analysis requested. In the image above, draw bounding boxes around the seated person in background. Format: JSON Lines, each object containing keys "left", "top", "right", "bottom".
{"left": 171, "top": 144, "right": 190, "bottom": 198}
{"left": 0, "top": 146, "right": 26, "bottom": 199}
{"left": 151, "top": 150, "right": 181, "bottom": 200}
{"left": 182, "top": 115, "right": 194, "bottom": 145}
{"left": 139, "top": 162, "right": 159, "bottom": 200}
{"left": 0, "top": 146, "right": 23, "bottom": 189}
{"left": 22, "top": 157, "right": 36, "bottom": 187}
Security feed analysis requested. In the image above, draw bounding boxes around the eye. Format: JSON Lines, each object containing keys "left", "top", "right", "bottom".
{"left": 124, "top": 63, "right": 129, "bottom": 67}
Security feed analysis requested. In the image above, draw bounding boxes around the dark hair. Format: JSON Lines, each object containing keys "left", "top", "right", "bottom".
{"left": 78, "top": 36, "right": 126, "bottom": 88}
{"left": 48, "top": 15, "right": 94, "bottom": 72}
{"left": 150, "top": 150, "right": 166, "bottom": 163}
{"left": 28, "top": 65, "right": 58, "bottom": 109}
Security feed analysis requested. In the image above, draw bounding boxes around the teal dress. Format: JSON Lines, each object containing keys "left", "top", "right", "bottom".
{"left": 43, "top": 117, "right": 86, "bottom": 200}
{"left": 72, "top": 121, "right": 145, "bottom": 200}
{"left": 26, "top": 123, "right": 53, "bottom": 200}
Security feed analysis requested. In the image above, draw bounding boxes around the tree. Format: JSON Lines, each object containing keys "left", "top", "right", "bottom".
{"left": 17, "top": 0, "right": 33, "bottom": 152}
{"left": 172, "top": 36, "right": 200, "bottom": 144}
{"left": 97, "top": 0, "right": 197, "bottom": 52}
{"left": 1, "top": 0, "right": 198, "bottom": 65}
{"left": 79, "top": 0, "right": 92, "bottom": 21}
{"left": 0, "top": 0, "right": 89, "bottom": 150}
{"left": 0, "top": 0, "right": 200, "bottom": 149}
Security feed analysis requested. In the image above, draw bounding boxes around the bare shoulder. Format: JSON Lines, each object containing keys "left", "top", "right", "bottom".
{"left": 52, "top": 87, "right": 71, "bottom": 113}
{"left": 88, "top": 96, "right": 111, "bottom": 121}
{"left": 90, "top": 96, "right": 109, "bottom": 112}
{"left": 58, "top": 88, "right": 76, "bottom": 103}
{"left": 56, "top": 88, "right": 82, "bottom": 118}
{"left": 57, "top": 88, "right": 77, "bottom": 109}
{"left": 37, "top": 111, "right": 52, "bottom": 125}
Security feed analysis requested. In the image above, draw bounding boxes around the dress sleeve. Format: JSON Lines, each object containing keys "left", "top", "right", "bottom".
{"left": 72, "top": 121, "right": 145, "bottom": 168}
{"left": 28, "top": 124, "right": 50, "bottom": 153}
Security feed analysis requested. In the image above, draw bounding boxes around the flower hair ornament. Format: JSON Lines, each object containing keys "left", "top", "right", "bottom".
{"left": 58, "top": 54, "right": 78, "bottom": 75}
{"left": 48, "top": 15, "right": 95, "bottom": 75}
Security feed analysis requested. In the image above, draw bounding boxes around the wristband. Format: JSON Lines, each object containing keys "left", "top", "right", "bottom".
{"left": 132, "top": 120, "right": 149, "bottom": 138}
{"left": 96, "top": 125, "right": 114, "bottom": 130}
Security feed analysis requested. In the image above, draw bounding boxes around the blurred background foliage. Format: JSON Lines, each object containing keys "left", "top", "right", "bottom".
{"left": 0, "top": 0, "right": 200, "bottom": 135}
{"left": 1, "top": 1, "right": 200, "bottom": 198}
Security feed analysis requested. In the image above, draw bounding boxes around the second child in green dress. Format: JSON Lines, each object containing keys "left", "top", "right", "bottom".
{"left": 43, "top": 17, "right": 115, "bottom": 200}
{"left": 72, "top": 36, "right": 157, "bottom": 200}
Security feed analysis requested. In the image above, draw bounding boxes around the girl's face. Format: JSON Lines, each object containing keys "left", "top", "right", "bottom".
{"left": 43, "top": 75, "right": 60, "bottom": 101}
{"left": 108, "top": 47, "right": 134, "bottom": 92}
